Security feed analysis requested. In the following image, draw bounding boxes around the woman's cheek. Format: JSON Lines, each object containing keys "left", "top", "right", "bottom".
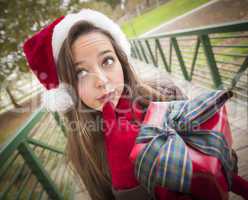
{"left": 113, "top": 63, "right": 124, "bottom": 88}
{"left": 77, "top": 82, "right": 84, "bottom": 97}
{"left": 77, "top": 83, "right": 100, "bottom": 110}
{"left": 78, "top": 84, "right": 89, "bottom": 104}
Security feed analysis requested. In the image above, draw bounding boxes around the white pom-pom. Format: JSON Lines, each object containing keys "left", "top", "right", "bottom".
{"left": 41, "top": 83, "right": 75, "bottom": 112}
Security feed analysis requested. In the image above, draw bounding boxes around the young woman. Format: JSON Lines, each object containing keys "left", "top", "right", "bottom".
{"left": 23, "top": 9, "right": 248, "bottom": 200}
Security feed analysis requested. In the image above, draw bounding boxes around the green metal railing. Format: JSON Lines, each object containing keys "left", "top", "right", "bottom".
{"left": 130, "top": 20, "right": 248, "bottom": 103}
{"left": 0, "top": 108, "right": 75, "bottom": 200}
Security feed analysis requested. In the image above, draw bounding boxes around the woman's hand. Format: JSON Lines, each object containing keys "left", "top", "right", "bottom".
{"left": 102, "top": 100, "right": 140, "bottom": 190}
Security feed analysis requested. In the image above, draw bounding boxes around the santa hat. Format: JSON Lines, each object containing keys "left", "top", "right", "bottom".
{"left": 23, "top": 9, "right": 131, "bottom": 112}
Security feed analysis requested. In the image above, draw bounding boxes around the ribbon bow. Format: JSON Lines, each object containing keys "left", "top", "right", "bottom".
{"left": 135, "top": 90, "right": 235, "bottom": 194}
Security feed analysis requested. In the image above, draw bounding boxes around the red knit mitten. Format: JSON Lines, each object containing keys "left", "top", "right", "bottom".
{"left": 102, "top": 96, "right": 144, "bottom": 190}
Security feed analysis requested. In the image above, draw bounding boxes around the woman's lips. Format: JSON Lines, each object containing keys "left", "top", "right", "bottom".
{"left": 96, "top": 90, "right": 115, "bottom": 102}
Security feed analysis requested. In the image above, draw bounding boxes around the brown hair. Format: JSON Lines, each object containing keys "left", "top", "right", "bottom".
{"left": 57, "top": 21, "right": 178, "bottom": 200}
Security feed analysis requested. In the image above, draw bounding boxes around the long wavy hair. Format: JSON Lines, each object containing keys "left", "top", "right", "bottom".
{"left": 57, "top": 21, "right": 178, "bottom": 200}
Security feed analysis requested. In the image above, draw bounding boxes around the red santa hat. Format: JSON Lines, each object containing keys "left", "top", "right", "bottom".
{"left": 23, "top": 9, "right": 131, "bottom": 112}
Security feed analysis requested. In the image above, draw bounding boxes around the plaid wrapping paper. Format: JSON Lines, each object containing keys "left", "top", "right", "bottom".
{"left": 134, "top": 90, "right": 235, "bottom": 195}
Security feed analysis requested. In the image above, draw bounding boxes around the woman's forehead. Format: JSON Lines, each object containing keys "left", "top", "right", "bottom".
{"left": 71, "top": 32, "right": 114, "bottom": 54}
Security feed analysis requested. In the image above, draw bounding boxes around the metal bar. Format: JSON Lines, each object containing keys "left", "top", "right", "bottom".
{"left": 171, "top": 37, "right": 190, "bottom": 81}
{"left": 29, "top": 114, "right": 53, "bottom": 144}
{"left": 190, "top": 37, "right": 201, "bottom": 80}
{"left": 36, "top": 126, "right": 65, "bottom": 195}
{"left": 52, "top": 112, "right": 67, "bottom": 137}
{"left": 134, "top": 21, "right": 248, "bottom": 40}
{"left": 29, "top": 112, "right": 49, "bottom": 138}
{"left": 155, "top": 39, "right": 170, "bottom": 72}
{"left": 200, "top": 35, "right": 223, "bottom": 89}
{"left": 26, "top": 137, "right": 56, "bottom": 199}
{"left": 130, "top": 41, "right": 137, "bottom": 58}
{"left": 145, "top": 40, "right": 157, "bottom": 66}
{"left": 138, "top": 40, "right": 149, "bottom": 63}
{"left": 28, "top": 125, "right": 63, "bottom": 199}
{"left": 33, "top": 122, "right": 60, "bottom": 165}
{"left": 43, "top": 127, "right": 65, "bottom": 183}
{"left": 133, "top": 40, "right": 142, "bottom": 60}
{"left": 169, "top": 39, "right": 172, "bottom": 71}
{"left": 3, "top": 115, "right": 52, "bottom": 199}
{"left": 132, "top": 45, "right": 138, "bottom": 59}
{"left": 231, "top": 57, "right": 248, "bottom": 88}
{"left": 14, "top": 145, "right": 40, "bottom": 200}
{"left": 18, "top": 142, "right": 63, "bottom": 200}
{"left": 27, "top": 138, "right": 64, "bottom": 155}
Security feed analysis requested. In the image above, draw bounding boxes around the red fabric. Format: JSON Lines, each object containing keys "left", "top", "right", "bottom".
{"left": 23, "top": 16, "right": 64, "bottom": 90}
{"left": 231, "top": 174, "right": 248, "bottom": 200}
{"left": 102, "top": 93, "right": 144, "bottom": 189}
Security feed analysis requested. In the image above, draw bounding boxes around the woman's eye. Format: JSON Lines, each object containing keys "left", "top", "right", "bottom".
{"left": 77, "top": 70, "right": 88, "bottom": 79}
{"left": 102, "top": 57, "right": 114, "bottom": 68}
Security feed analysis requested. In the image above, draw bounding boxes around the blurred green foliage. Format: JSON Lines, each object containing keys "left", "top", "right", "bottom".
{"left": 0, "top": 0, "right": 64, "bottom": 82}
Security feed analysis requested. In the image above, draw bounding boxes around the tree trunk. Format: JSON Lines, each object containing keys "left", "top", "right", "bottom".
{"left": 156, "top": 0, "right": 160, "bottom": 7}
{"left": 146, "top": 0, "right": 150, "bottom": 6}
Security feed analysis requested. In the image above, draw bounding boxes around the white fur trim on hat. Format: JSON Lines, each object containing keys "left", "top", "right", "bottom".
{"left": 52, "top": 9, "right": 130, "bottom": 62}
{"left": 41, "top": 83, "right": 75, "bottom": 112}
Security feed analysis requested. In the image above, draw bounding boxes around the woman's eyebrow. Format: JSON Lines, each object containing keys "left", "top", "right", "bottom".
{"left": 74, "top": 49, "right": 113, "bottom": 68}
{"left": 98, "top": 49, "right": 113, "bottom": 57}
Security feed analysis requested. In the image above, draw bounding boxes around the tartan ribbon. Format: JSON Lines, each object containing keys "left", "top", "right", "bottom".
{"left": 135, "top": 90, "right": 235, "bottom": 194}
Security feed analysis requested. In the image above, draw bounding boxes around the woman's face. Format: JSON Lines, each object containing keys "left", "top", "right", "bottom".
{"left": 71, "top": 32, "right": 124, "bottom": 111}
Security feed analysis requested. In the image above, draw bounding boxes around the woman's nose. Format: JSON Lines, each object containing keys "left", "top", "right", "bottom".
{"left": 94, "top": 69, "right": 109, "bottom": 89}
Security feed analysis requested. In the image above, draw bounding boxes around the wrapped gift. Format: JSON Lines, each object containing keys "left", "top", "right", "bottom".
{"left": 130, "top": 90, "right": 235, "bottom": 200}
